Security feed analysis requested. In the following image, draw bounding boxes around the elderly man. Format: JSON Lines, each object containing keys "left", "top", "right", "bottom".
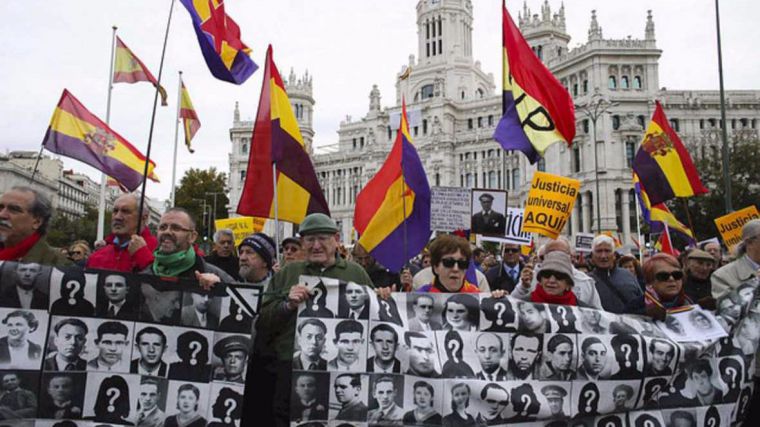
{"left": 87, "top": 193, "right": 157, "bottom": 272}
{"left": 238, "top": 232, "right": 276, "bottom": 291}
{"left": 205, "top": 228, "right": 241, "bottom": 280}
{"left": 1, "top": 262, "right": 48, "bottom": 309}
{"left": 588, "top": 235, "right": 644, "bottom": 314}
{"left": 471, "top": 193, "right": 506, "bottom": 235}
{"left": 249, "top": 213, "right": 372, "bottom": 427}
{"left": 701, "top": 240, "right": 723, "bottom": 268}
{"left": 485, "top": 243, "right": 524, "bottom": 292}
{"left": 0, "top": 186, "right": 69, "bottom": 266}
{"left": 683, "top": 249, "right": 715, "bottom": 301}
{"left": 712, "top": 219, "right": 760, "bottom": 299}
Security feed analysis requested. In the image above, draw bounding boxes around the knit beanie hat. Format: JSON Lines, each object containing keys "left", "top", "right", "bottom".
{"left": 239, "top": 233, "right": 276, "bottom": 268}
{"left": 538, "top": 251, "right": 575, "bottom": 286}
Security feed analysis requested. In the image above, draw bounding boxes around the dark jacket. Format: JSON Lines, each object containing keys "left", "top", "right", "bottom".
{"left": 0, "top": 286, "right": 48, "bottom": 309}
{"left": 204, "top": 253, "right": 242, "bottom": 281}
{"left": 0, "top": 337, "right": 42, "bottom": 364}
{"left": 485, "top": 262, "right": 523, "bottom": 292}
{"left": 18, "top": 236, "right": 72, "bottom": 267}
{"left": 683, "top": 272, "right": 712, "bottom": 302}
{"left": 590, "top": 267, "right": 645, "bottom": 314}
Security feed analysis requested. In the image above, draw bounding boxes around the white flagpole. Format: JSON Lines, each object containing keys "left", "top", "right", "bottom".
{"left": 170, "top": 71, "right": 182, "bottom": 206}
{"left": 97, "top": 26, "right": 118, "bottom": 241}
{"left": 634, "top": 189, "right": 644, "bottom": 264}
{"left": 272, "top": 162, "right": 281, "bottom": 264}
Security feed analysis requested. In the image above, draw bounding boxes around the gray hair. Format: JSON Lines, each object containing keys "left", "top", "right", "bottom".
{"left": 592, "top": 235, "right": 615, "bottom": 251}
{"left": 115, "top": 193, "right": 149, "bottom": 217}
{"left": 10, "top": 186, "right": 52, "bottom": 235}
{"left": 738, "top": 219, "right": 760, "bottom": 255}
{"left": 213, "top": 228, "right": 234, "bottom": 243}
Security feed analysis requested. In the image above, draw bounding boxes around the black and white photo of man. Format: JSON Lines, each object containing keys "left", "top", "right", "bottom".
{"left": 131, "top": 326, "right": 168, "bottom": 377}
{"left": 646, "top": 338, "right": 675, "bottom": 377}
{"left": 38, "top": 373, "right": 84, "bottom": 419}
{"left": 367, "top": 376, "right": 404, "bottom": 425}
{"left": 668, "top": 410, "right": 696, "bottom": 427}
{"left": 471, "top": 192, "right": 506, "bottom": 236}
{"left": 577, "top": 337, "right": 608, "bottom": 380}
{"left": 685, "top": 359, "right": 723, "bottom": 406}
{"left": 404, "top": 332, "right": 439, "bottom": 378}
{"left": 474, "top": 333, "right": 507, "bottom": 381}
{"left": 290, "top": 372, "right": 328, "bottom": 422}
{"left": 328, "top": 320, "right": 365, "bottom": 372}
{"left": 506, "top": 333, "right": 542, "bottom": 380}
{"left": 688, "top": 310, "right": 713, "bottom": 330}
{"left": 1, "top": 262, "right": 47, "bottom": 309}
{"left": 366, "top": 324, "right": 401, "bottom": 374}
{"left": 136, "top": 377, "right": 166, "bottom": 427}
{"left": 612, "top": 384, "right": 634, "bottom": 412}
{"left": 213, "top": 335, "right": 250, "bottom": 383}
{"left": 182, "top": 292, "right": 219, "bottom": 329}
{"left": 578, "top": 308, "right": 608, "bottom": 334}
{"left": 293, "top": 319, "right": 328, "bottom": 371}
{"left": 96, "top": 273, "right": 138, "bottom": 320}
{"left": 517, "top": 302, "right": 551, "bottom": 333}
{"left": 333, "top": 373, "right": 368, "bottom": 421}
{"left": 540, "top": 334, "right": 576, "bottom": 380}
{"left": 338, "top": 283, "right": 369, "bottom": 320}
{"left": 44, "top": 318, "right": 88, "bottom": 371}
{"left": 476, "top": 383, "right": 509, "bottom": 425}
{"left": 540, "top": 385, "right": 567, "bottom": 420}
{"left": 0, "top": 372, "right": 37, "bottom": 419}
{"left": 408, "top": 295, "right": 441, "bottom": 332}
{"left": 87, "top": 321, "right": 130, "bottom": 371}
{"left": 0, "top": 310, "right": 42, "bottom": 369}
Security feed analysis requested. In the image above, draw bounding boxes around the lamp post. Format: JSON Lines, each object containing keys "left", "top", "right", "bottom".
{"left": 205, "top": 191, "right": 225, "bottom": 234}
{"left": 191, "top": 197, "right": 208, "bottom": 239}
{"left": 575, "top": 89, "right": 618, "bottom": 234}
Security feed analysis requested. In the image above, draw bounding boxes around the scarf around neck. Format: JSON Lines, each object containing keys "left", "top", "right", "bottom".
{"left": 530, "top": 283, "right": 577, "bottom": 306}
{"left": 152, "top": 247, "right": 196, "bottom": 277}
{"left": 0, "top": 232, "right": 41, "bottom": 261}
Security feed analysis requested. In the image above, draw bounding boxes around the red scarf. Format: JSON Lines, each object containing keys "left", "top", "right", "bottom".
{"left": 0, "top": 232, "right": 41, "bottom": 261}
{"left": 530, "top": 284, "right": 577, "bottom": 306}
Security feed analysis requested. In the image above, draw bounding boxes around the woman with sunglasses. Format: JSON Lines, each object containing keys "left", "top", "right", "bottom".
{"left": 642, "top": 253, "right": 692, "bottom": 310}
{"left": 417, "top": 235, "right": 479, "bottom": 293}
{"left": 506, "top": 251, "right": 579, "bottom": 306}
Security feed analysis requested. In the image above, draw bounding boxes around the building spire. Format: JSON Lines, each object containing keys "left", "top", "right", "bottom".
{"left": 588, "top": 9, "right": 603, "bottom": 41}
{"left": 233, "top": 101, "right": 240, "bottom": 123}
{"left": 645, "top": 10, "right": 656, "bottom": 41}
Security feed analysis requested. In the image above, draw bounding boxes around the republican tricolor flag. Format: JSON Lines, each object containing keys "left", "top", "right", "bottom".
{"left": 237, "top": 46, "right": 328, "bottom": 223}
{"left": 113, "top": 37, "right": 168, "bottom": 106}
{"left": 354, "top": 100, "right": 431, "bottom": 273}
{"left": 493, "top": 3, "right": 575, "bottom": 163}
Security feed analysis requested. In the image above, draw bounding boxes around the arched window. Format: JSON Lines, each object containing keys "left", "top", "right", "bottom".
{"left": 537, "top": 45, "right": 543, "bottom": 60}
{"left": 633, "top": 76, "right": 642, "bottom": 89}
{"left": 583, "top": 80, "right": 589, "bottom": 94}
{"left": 621, "top": 76, "right": 630, "bottom": 89}
{"left": 421, "top": 84, "right": 434, "bottom": 99}
{"left": 476, "top": 88, "right": 484, "bottom": 99}
{"left": 612, "top": 115, "right": 620, "bottom": 130}
{"left": 608, "top": 76, "right": 617, "bottom": 90}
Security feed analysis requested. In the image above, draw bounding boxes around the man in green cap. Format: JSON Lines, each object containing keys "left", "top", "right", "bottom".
{"left": 247, "top": 213, "right": 372, "bottom": 427}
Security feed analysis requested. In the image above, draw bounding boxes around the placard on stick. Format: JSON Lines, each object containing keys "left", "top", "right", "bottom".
{"left": 714, "top": 206, "right": 760, "bottom": 252}
{"left": 521, "top": 172, "right": 580, "bottom": 239}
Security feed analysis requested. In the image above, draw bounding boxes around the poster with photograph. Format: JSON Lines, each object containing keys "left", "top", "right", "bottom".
{"left": 293, "top": 275, "right": 760, "bottom": 424}
{"left": 0, "top": 261, "right": 262, "bottom": 425}
{"left": 470, "top": 189, "right": 507, "bottom": 236}
{"left": 430, "top": 186, "right": 471, "bottom": 232}
{"left": 657, "top": 307, "right": 728, "bottom": 342}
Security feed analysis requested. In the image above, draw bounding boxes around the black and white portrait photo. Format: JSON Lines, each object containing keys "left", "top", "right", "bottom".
{"left": 576, "top": 336, "right": 612, "bottom": 381}
{"left": 539, "top": 334, "right": 576, "bottom": 381}
{"left": 507, "top": 333, "right": 543, "bottom": 380}
{"left": 207, "top": 383, "right": 245, "bottom": 427}
{"left": 470, "top": 190, "right": 507, "bottom": 236}
{"left": 442, "top": 294, "right": 479, "bottom": 332}
{"left": 506, "top": 383, "right": 541, "bottom": 422}
{"left": 438, "top": 330, "right": 476, "bottom": 379}
{"left": 609, "top": 334, "right": 643, "bottom": 380}
{"left": 181, "top": 291, "right": 222, "bottom": 329}
{"left": 139, "top": 281, "right": 182, "bottom": 325}
{"left": 163, "top": 380, "right": 210, "bottom": 427}
{"left": 0, "top": 261, "right": 51, "bottom": 310}
{"left": 38, "top": 372, "right": 86, "bottom": 419}
{"left": 539, "top": 383, "right": 570, "bottom": 420}
{"left": 402, "top": 332, "right": 440, "bottom": 378}
{"left": 366, "top": 323, "right": 402, "bottom": 374}
{"left": 367, "top": 374, "right": 404, "bottom": 425}
{"left": 577, "top": 307, "right": 609, "bottom": 334}
{"left": 290, "top": 372, "right": 329, "bottom": 422}
{"left": 49, "top": 268, "right": 96, "bottom": 317}
{"left": 135, "top": 376, "right": 169, "bottom": 427}
{"left": 516, "top": 302, "right": 551, "bottom": 334}
{"left": 328, "top": 320, "right": 367, "bottom": 372}
{"left": 131, "top": 324, "right": 170, "bottom": 377}
{"left": 85, "top": 319, "right": 133, "bottom": 373}
{"left": 44, "top": 317, "right": 90, "bottom": 372}
{"left": 299, "top": 278, "right": 337, "bottom": 319}
{"left": 661, "top": 408, "right": 698, "bottom": 427}
{"left": 218, "top": 294, "right": 253, "bottom": 334}
{"left": 440, "top": 381, "right": 480, "bottom": 426}
{"left": 211, "top": 334, "right": 251, "bottom": 384}
{"left": 479, "top": 297, "right": 516, "bottom": 332}
{"left": 476, "top": 382, "right": 511, "bottom": 424}
{"left": 548, "top": 304, "right": 580, "bottom": 334}
{"left": 0, "top": 370, "right": 39, "bottom": 420}
{"left": 96, "top": 272, "right": 140, "bottom": 321}
{"left": 339, "top": 282, "right": 370, "bottom": 321}
{"left": 329, "top": 373, "right": 368, "bottom": 422}
{"left": 644, "top": 337, "right": 677, "bottom": 377}
{"left": 472, "top": 332, "right": 507, "bottom": 381}
{"left": 294, "top": 318, "right": 329, "bottom": 371}
{"left": 371, "top": 292, "right": 405, "bottom": 328}
{"left": 167, "top": 328, "right": 214, "bottom": 383}
{"left": 717, "top": 356, "right": 743, "bottom": 402}
{"left": 401, "top": 378, "right": 442, "bottom": 425}
{"left": 407, "top": 294, "right": 442, "bottom": 332}
{"left": 82, "top": 372, "right": 139, "bottom": 424}
{"left": 0, "top": 308, "right": 47, "bottom": 369}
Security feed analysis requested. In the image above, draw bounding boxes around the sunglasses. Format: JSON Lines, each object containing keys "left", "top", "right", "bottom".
{"left": 440, "top": 258, "right": 469, "bottom": 269}
{"left": 655, "top": 270, "right": 684, "bottom": 282}
{"left": 503, "top": 248, "right": 519, "bottom": 254}
{"left": 538, "top": 270, "right": 567, "bottom": 281}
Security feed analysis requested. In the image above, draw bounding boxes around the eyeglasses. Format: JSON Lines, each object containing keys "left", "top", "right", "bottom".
{"left": 503, "top": 248, "right": 519, "bottom": 254}
{"left": 70, "top": 251, "right": 83, "bottom": 256}
{"left": 157, "top": 223, "right": 194, "bottom": 233}
{"left": 280, "top": 245, "right": 300, "bottom": 254}
{"left": 538, "top": 270, "right": 566, "bottom": 281}
{"left": 440, "top": 258, "right": 469, "bottom": 269}
{"left": 655, "top": 270, "right": 684, "bottom": 282}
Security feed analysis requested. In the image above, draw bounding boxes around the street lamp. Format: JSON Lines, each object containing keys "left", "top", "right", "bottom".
{"left": 191, "top": 197, "right": 208, "bottom": 238}
{"left": 575, "top": 88, "right": 618, "bottom": 234}
{"left": 205, "top": 191, "right": 226, "bottom": 234}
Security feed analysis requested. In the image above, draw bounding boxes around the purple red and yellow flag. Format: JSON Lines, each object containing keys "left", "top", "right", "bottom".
{"left": 632, "top": 101, "right": 707, "bottom": 205}
{"left": 633, "top": 173, "right": 695, "bottom": 242}
{"left": 179, "top": 78, "right": 200, "bottom": 153}
{"left": 179, "top": 0, "right": 257, "bottom": 85}
{"left": 42, "top": 90, "right": 159, "bottom": 192}
{"left": 237, "top": 46, "right": 328, "bottom": 223}
{"left": 354, "top": 100, "right": 431, "bottom": 273}
{"left": 493, "top": 3, "right": 575, "bottom": 163}
{"left": 113, "top": 37, "right": 168, "bottom": 106}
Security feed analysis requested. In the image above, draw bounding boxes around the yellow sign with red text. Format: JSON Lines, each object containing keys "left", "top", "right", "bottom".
{"left": 714, "top": 206, "right": 760, "bottom": 252}
{"left": 215, "top": 216, "right": 266, "bottom": 246}
{"left": 521, "top": 172, "right": 581, "bottom": 239}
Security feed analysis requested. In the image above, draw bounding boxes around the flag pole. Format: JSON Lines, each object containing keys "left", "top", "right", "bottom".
{"left": 272, "top": 162, "right": 281, "bottom": 264}
{"left": 137, "top": 0, "right": 176, "bottom": 233}
{"left": 28, "top": 145, "right": 45, "bottom": 184}
{"left": 170, "top": 71, "right": 182, "bottom": 206}
{"left": 633, "top": 190, "right": 644, "bottom": 264}
{"left": 97, "top": 26, "right": 118, "bottom": 241}
{"left": 680, "top": 198, "right": 698, "bottom": 243}
{"left": 401, "top": 103, "right": 408, "bottom": 270}
{"left": 714, "top": 0, "right": 732, "bottom": 213}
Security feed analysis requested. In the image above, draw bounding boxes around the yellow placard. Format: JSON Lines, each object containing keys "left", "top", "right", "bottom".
{"left": 214, "top": 216, "right": 266, "bottom": 246}
{"left": 521, "top": 171, "right": 581, "bottom": 239}
{"left": 714, "top": 206, "right": 760, "bottom": 252}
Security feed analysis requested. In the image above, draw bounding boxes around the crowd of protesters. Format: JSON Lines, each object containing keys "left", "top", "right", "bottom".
{"left": 1, "top": 184, "right": 760, "bottom": 426}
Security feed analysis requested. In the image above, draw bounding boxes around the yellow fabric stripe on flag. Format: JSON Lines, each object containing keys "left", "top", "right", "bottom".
{"left": 191, "top": 0, "right": 214, "bottom": 19}
{"left": 269, "top": 173, "right": 310, "bottom": 223}
{"left": 114, "top": 47, "right": 144, "bottom": 74}
{"left": 646, "top": 122, "right": 693, "bottom": 195}
{"left": 512, "top": 82, "right": 566, "bottom": 157}
{"left": 359, "top": 176, "right": 415, "bottom": 252}
{"left": 270, "top": 79, "right": 305, "bottom": 147}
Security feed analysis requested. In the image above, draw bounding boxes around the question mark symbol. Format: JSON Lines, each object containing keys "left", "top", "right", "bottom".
{"left": 66, "top": 280, "right": 81, "bottom": 305}
{"left": 583, "top": 389, "right": 597, "bottom": 413}
{"left": 223, "top": 397, "right": 237, "bottom": 424}
{"left": 189, "top": 341, "right": 202, "bottom": 366}
{"left": 380, "top": 300, "right": 392, "bottom": 318}
{"left": 447, "top": 339, "right": 461, "bottom": 363}
{"left": 556, "top": 306, "right": 569, "bottom": 326}
{"left": 620, "top": 343, "right": 632, "bottom": 368}
{"left": 605, "top": 422, "right": 617, "bottom": 427}
{"left": 311, "top": 288, "right": 323, "bottom": 311}
{"left": 520, "top": 394, "right": 532, "bottom": 416}
{"left": 106, "top": 387, "right": 120, "bottom": 413}
{"left": 494, "top": 302, "right": 506, "bottom": 326}
{"left": 649, "top": 383, "right": 662, "bottom": 399}
{"left": 235, "top": 306, "right": 244, "bottom": 321}
{"left": 643, "top": 421, "right": 655, "bottom": 427}
{"left": 707, "top": 417, "right": 717, "bottom": 427}
{"left": 726, "top": 366, "right": 737, "bottom": 386}
{"left": 741, "top": 394, "right": 750, "bottom": 412}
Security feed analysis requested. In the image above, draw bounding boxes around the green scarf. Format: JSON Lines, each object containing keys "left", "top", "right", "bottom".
{"left": 152, "top": 247, "right": 196, "bottom": 277}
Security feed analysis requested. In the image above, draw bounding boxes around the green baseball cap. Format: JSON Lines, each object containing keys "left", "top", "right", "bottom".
{"left": 298, "top": 213, "right": 339, "bottom": 235}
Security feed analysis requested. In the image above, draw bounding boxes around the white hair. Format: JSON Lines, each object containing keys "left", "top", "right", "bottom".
{"left": 592, "top": 235, "right": 615, "bottom": 251}
{"left": 213, "top": 228, "right": 234, "bottom": 243}
{"left": 738, "top": 219, "right": 760, "bottom": 255}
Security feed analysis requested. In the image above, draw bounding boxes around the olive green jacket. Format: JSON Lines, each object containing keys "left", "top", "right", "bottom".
{"left": 20, "top": 236, "right": 72, "bottom": 267}
{"left": 255, "top": 256, "right": 372, "bottom": 361}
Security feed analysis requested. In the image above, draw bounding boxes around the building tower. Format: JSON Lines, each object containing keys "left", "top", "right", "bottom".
{"left": 284, "top": 68, "right": 315, "bottom": 154}
{"left": 518, "top": 0, "right": 570, "bottom": 63}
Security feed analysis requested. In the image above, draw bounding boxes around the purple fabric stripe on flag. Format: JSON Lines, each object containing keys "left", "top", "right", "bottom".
{"left": 42, "top": 129, "right": 144, "bottom": 190}
{"left": 632, "top": 150, "right": 675, "bottom": 205}
{"left": 493, "top": 91, "right": 540, "bottom": 164}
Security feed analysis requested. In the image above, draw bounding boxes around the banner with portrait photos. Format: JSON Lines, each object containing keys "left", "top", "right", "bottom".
{"left": 0, "top": 260, "right": 262, "bottom": 427}
{"left": 291, "top": 275, "right": 760, "bottom": 427}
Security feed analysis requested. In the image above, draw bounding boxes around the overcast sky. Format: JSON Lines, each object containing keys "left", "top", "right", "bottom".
{"left": 1, "top": 0, "right": 757, "bottom": 203}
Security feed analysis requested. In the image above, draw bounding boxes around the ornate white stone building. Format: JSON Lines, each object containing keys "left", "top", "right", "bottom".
{"left": 229, "top": 0, "right": 760, "bottom": 244}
